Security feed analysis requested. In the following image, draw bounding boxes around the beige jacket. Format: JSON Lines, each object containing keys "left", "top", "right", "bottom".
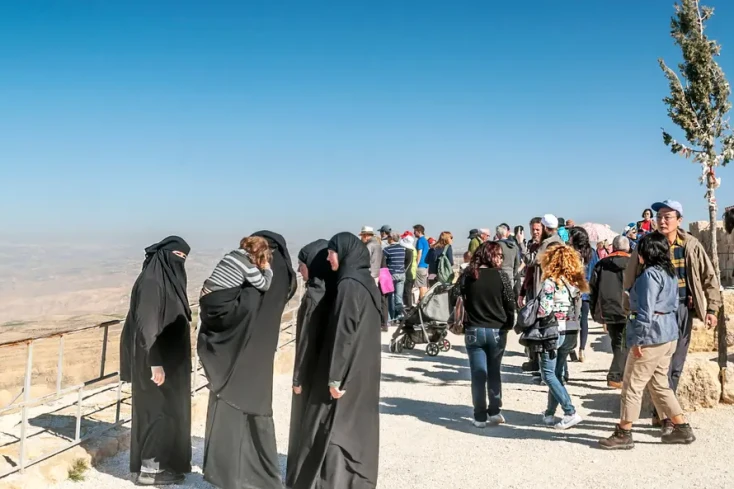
{"left": 623, "top": 230, "right": 721, "bottom": 320}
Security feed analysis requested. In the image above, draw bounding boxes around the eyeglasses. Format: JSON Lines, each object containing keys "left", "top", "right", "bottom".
{"left": 656, "top": 213, "right": 679, "bottom": 222}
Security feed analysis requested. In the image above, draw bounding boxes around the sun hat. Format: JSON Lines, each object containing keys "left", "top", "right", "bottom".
{"left": 541, "top": 214, "right": 559, "bottom": 229}
{"left": 360, "top": 226, "right": 375, "bottom": 235}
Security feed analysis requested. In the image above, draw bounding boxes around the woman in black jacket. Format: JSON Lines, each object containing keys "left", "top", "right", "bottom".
{"left": 461, "top": 241, "right": 515, "bottom": 428}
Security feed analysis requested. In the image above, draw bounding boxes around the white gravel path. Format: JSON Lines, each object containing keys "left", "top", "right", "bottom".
{"left": 54, "top": 323, "right": 734, "bottom": 489}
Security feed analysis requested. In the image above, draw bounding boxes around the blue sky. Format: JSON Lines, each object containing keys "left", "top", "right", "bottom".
{"left": 2, "top": 0, "right": 734, "bottom": 249}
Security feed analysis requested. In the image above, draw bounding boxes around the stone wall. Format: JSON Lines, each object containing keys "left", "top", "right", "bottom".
{"left": 689, "top": 220, "right": 734, "bottom": 286}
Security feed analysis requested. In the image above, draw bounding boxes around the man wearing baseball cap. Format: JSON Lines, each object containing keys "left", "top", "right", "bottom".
{"left": 379, "top": 225, "right": 392, "bottom": 249}
{"left": 624, "top": 199, "right": 721, "bottom": 435}
{"left": 468, "top": 228, "right": 490, "bottom": 256}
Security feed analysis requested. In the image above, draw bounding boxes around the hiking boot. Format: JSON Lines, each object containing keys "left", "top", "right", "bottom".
{"left": 599, "top": 425, "right": 634, "bottom": 450}
{"left": 607, "top": 380, "right": 623, "bottom": 389}
{"left": 661, "top": 419, "right": 675, "bottom": 437}
{"left": 578, "top": 349, "right": 586, "bottom": 362}
{"left": 661, "top": 423, "right": 696, "bottom": 445}
{"left": 137, "top": 470, "right": 185, "bottom": 486}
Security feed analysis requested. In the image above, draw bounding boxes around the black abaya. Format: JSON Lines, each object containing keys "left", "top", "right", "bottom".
{"left": 119, "top": 236, "right": 192, "bottom": 475}
{"left": 288, "top": 232, "right": 381, "bottom": 489}
{"left": 285, "top": 240, "right": 335, "bottom": 488}
{"left": 198, "top": 231, "right": 296, "bottom": 489}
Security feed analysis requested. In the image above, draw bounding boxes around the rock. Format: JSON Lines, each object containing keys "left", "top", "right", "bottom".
{"left": 676, "top": 356, "right": 721, "bottom": 411}
{"left": 690, "top": 321, "right": 716, "bottom": 352}
{"left": 720, "top": 362, "right": 734, "bottom": 404}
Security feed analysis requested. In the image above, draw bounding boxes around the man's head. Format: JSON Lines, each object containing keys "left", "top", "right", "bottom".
{"left": 566, "top": 219, "right": 575, "bottom": 228}
{"left": 379, "top": 225, "right": 392, "bottom": 239}
{"left": 652, "top": 200, "right": 683, "bottom": 237}
{"left": 479, "top": 228, "right": 490, "bottom": 242}
{"left": 388, "top": 231, "right": 400, "bottom": 244}
{"left": 529, "top": 217, "right": 543, "bottom": 243}
{"left": 612, "top": 235, "right": 630, "bottom": 253}
{"left": 495, "top": 223, "right": 510, "bottom": 240}
{"left": 558, "top": 217, "right": 566, "bottom": 229}
{"left": 541, "top": 214, "right": 558, "bottom": 239}
{"left": 413, "top": 224, "right": 425, "bottom": 238}
{"left": 359, "top": 226, "right": 375, "bottom": 244}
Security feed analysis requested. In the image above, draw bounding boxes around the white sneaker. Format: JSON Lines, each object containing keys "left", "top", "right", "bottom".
{"left": 472, "top": 420, "right": 487, "bottom": 428}
{"left": 555, "top": 413, "right": 582, "bottom": 430}
{"left": 488, "top": 414, "right": 506, "bottom": 425}
{"left": 542, "top": 414, "right": 556, "bottom": 426}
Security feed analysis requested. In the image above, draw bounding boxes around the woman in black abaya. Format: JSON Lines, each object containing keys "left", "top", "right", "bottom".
{"left": 119, "top": 236, "right": 192, "bottom": 486}
{"left": 285, "top": 240, "right": 336, "bottom": 488}
{"left": 288, "top": 232, "right": 381, "bottom": 489}
{"left": 198, "top": 231, "right": 296, "bottom": 489}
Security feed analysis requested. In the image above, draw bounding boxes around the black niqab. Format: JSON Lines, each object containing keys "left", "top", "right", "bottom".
{"left": 142, "top": 235, "right": 192, "bottom": 320}
{"left": 328, "top": 232, "right": 381, "bottom": 309}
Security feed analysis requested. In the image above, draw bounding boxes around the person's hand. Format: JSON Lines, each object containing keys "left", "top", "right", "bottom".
{"left": 705, "top": 313, "right": 718, "bottom": 330}
{"left": 631, "top": 346, "right": 644, "bottom": 359}
{"left": 329, "top": 386, "right": 346, "bottom": 399}
{"left": 151, "top": 366, "right": 165, "bottom": 386}
{"left": 293, "top": 385, "right": 302, "bottom": 395}
{"left": 517, "top": 296, "right": 525, "bottom": 308}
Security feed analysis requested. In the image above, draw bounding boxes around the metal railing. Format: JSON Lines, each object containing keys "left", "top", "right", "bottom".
{"left": 0, "top": 275, "right": 305, "bottom": 479}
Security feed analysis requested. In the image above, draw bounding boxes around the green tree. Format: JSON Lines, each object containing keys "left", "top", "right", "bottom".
{"left": 660, "top": 0, "right": 734, "bottom": 277}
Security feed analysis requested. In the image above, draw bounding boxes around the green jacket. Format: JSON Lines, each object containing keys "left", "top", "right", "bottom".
{"left": 468, "top": 237, "right": 482, "bottom": 255}
{"left": 623, "top": 230, "right": 721, "bottom": 320}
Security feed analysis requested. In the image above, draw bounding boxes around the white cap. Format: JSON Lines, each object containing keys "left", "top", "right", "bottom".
{"left": 359, "top": 226, "right": 375, "bottom": 235}
{"left": 400, "top": 236, "right": 415, "bottom": 249}
{"left": 541, "top": 214, "right": 559, "bottom": 229}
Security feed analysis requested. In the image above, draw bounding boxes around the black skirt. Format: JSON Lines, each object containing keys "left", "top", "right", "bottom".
{"left": 203, "top": 392, "right": 283, "bottom": 489}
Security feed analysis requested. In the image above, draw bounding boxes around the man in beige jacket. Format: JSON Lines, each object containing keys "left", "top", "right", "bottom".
{"left": 624, "top": 200, "right": 721, "bottom": 434}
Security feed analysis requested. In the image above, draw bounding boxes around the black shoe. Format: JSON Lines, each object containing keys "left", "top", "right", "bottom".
{"left": 598, "top": 425, "right": 634, "bottom": 450}
{"left": 136, "top": 470, "right": 185, "bottom": 486}
{"left": 661, "top": 423, "right": 696, "bottom": 445}
{"left": 661, "top": 419, "right": 675, "bottom": 437}
{"left": 522, "top": 361, "right": 540, "bottom": 372}
{"left": 569, "top": 350, "right": 579, "bottom": 362}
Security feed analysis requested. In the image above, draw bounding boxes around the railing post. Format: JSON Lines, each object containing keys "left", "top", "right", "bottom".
{"left": 75, "top": 389, "right": 83, "bottom": 441}
{"left": 56, "top": 335, "right": 64, "bottom": 395}
{"left": 19, "top": 340, "right": 33, "bottom": 473}
{"left": 115, "top": 381, "right": 122, "bottom": 423}
{"left": 192, "top": 315, "right": 201, "bottom": 393}
{"left": 718, "top": 304, "right": 728, "bottom": 400}
{"left": 100, "top": 324, "right": 109, "bottom": 378}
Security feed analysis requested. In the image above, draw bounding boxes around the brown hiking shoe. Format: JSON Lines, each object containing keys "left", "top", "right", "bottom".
{"left": 599, "top": 425, "right": 634, "bottom": 450}
{"left": 661, "top": 423, "right": 696, "bottom": 445}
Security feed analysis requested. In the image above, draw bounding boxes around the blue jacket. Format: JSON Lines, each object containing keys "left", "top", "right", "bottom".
{"left": 627, "top": 266, "right": 679, "bottom": 346}
{"left": 582, "top": 249, "right": 599, "bottom": 301}
{"left": 558, "top": 227, "right": 569, "bottom": 243}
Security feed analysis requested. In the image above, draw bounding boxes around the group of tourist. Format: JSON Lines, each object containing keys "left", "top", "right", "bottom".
{"left": 116, "top": 197, "right": 723, "bottom": 488}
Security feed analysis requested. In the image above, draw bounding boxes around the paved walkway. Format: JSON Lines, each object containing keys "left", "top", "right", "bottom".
{"left": 54, "top": 323, "right": 734, "bottom": 489}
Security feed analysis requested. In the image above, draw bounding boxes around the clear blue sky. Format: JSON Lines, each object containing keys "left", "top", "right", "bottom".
{"left": 2, "top": 0, "right": 734, "bottom": 249}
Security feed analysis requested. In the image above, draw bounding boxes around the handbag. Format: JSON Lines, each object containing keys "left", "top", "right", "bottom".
{"left": 515, "top": 291, "right": 541, "bottom": 334}
{"left": 449, "top": 295, "right": 466, "bottom": 335}
{"left": 378, "top": 267, "right": 395, "bottom": 294}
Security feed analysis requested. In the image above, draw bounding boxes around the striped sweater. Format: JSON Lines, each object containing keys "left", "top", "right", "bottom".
{"left": 202, "top": 249, "right": 273, "bottom": 295}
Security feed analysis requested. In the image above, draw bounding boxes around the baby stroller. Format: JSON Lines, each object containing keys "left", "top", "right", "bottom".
{"left": 389, "top": 281, "right": 453, "bottom": 357}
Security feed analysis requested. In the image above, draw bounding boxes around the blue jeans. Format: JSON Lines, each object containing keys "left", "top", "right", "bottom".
{"left": 389, "top": 273, "right": 406, "bottom": 320}
{"left": 540, "top": 332, "right": 577, "bottom": 416}
{"left": 465, "top": 327, "right": 507, "bottom": 421}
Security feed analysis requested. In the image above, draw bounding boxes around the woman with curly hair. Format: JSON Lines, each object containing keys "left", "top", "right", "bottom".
{"left": 460, "top": 241, "right": 516, "bottom": 428}
{"left": 537, "top": 244, "right": 588, "bottom": 430}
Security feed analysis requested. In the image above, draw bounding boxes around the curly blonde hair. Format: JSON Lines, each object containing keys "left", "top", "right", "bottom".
{"left": 240, "top": 236, "right": 272, "bottom": 269}
{"left": 540, "top": 244, "right": 589, "bottom": 292}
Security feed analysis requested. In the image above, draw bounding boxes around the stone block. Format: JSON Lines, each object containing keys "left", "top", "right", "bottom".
{"left": 721, "top": 363, "right": 734, "bottom": 404}
{"left": 676, "top": 356, "right": 721, "bottom": 411}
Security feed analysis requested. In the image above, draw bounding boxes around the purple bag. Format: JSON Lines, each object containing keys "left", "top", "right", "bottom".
{"left": 378, "top": 268, "right": 395, "bottom": 294}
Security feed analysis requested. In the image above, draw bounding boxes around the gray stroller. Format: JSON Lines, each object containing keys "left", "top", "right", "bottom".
{"left": 389, "top": 282, "right": 453, "bottom": 356}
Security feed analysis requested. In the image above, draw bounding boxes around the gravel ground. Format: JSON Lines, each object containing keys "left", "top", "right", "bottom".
{"left": 55, "top": 323, "right": 734, "bottom": 489}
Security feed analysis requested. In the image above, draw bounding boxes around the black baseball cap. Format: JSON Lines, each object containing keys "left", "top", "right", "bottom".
{"left": 379, "top": 225, "right": 392, "bottom": 234}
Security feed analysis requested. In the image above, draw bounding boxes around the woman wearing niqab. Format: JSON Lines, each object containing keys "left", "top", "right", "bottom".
{"left": 285, "top": 240, "right": 336, "bottom": 488}
{"left": 198, "top": 231, "right": 296, "bottom": 489}
{"left": 119, "top": 236, "right": 192, "bottom": 486}
{"left": 288, "top": 232, "right": 381, "bottom": 489}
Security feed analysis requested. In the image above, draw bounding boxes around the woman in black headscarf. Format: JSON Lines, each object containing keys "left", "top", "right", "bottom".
{"left": 285, "top": 239, "right": 336, "bottom": 488}
{"left": 288, "top": 232, "right": 381, "bottom": 489}
{"left": 119, "top": 236, "right": 192, "bottom": 486}
{"left": 198, "top": 231, "right": 296, "bottom": 489}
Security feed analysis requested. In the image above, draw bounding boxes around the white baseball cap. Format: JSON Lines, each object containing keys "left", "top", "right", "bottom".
{"left": 541, "top": 214, "right": 559, "bottom": 229}
{"left": 359, "top": 226, "right": 375, "bottom": 235}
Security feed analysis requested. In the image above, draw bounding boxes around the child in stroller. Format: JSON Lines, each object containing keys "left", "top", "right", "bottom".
{"left": 389, "top": 282, "right": 453, "bottom": 356}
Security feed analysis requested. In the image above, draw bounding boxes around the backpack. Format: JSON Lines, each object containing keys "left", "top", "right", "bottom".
{"left": 437, "top": 246, "right": 455, "bottom": 284}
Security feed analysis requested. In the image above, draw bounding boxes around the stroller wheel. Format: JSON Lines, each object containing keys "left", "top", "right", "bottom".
{"left": 404, "top": 337, "right": 415, "bottom": 350}
{"left": 426, "top": 343, "right": 440, "bottom": 357}
{"left": 389, "top": 341, "right": 396, "bottom": 353}
{"left": 441, "top": 339, "right": 451, "bottom": 352}
{"left": 396, "top": 339, "right": 404, "bottom": 353}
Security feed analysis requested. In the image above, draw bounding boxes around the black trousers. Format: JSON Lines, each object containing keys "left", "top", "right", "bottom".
{"left": 606, "top": 323, "right": 627, "bottom": 382}
{"left": 403, "top": 278, "right": 415, "bottom": 309}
